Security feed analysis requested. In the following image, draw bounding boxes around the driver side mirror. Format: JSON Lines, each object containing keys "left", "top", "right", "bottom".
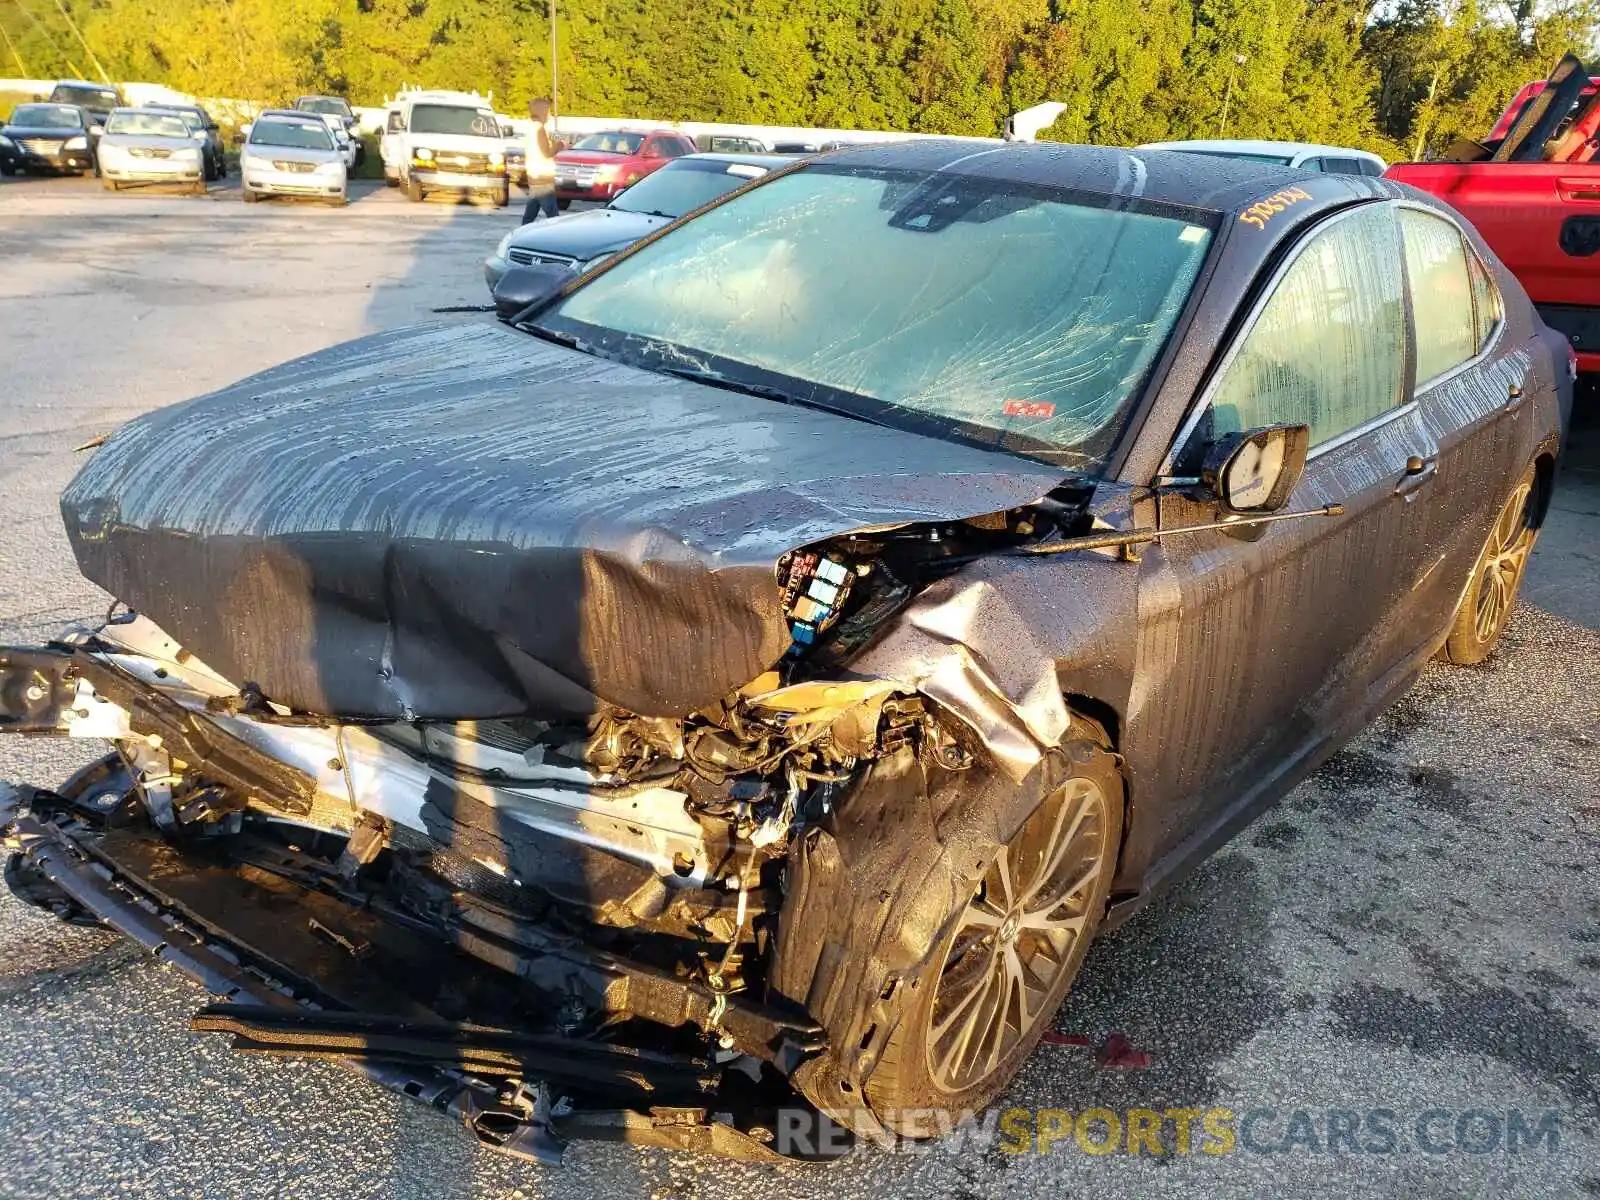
{"left": 492, "top": 263, "right": 577, "bottom": 320}
{"left": 1201, "top": 424, "right": 1310, "bottom": 514}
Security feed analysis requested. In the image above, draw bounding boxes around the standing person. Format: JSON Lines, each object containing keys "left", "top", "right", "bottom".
{"left": 522, "top": 97, "right": 559, "bottom": 224}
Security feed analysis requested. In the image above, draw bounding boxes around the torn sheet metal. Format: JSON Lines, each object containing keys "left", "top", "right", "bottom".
{"left": 61, "top": 322, "right": 1066, "bottom": 721}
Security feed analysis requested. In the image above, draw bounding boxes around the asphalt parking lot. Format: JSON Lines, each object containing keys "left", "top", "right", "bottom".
{"left": 0, "top": 173, "right": 1597, "bottom": 1200}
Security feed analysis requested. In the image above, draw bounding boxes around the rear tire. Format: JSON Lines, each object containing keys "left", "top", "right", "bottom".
{"left": 1439, "top": 465, "right": 1540, "bottom": 665}
{"left": 831, "top": 734, "right": 1124, "bottom": 1137}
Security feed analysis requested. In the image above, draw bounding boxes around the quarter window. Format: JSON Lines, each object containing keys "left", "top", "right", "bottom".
{"left": 1204, "top": 204, "right": 1408, "bottom": 448}
{"left": 1467, "top": 248, "right": 1503, "bottom": 351}
{"left": 1400, "top": 208, "right": 1477, "bottom": 384}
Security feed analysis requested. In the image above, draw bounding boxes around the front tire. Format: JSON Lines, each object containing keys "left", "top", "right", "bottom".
{"left": 861, "top": 738, "right": 1124, "bottom": 1132}
{"left": 404, "top": 175, "right": 424, "bottom": 202}
{"left": 241, "top": 186, "right": 260, "bottom": 203}
{"left": 1439, "top": 464, "right": 1539, "bottom": 665}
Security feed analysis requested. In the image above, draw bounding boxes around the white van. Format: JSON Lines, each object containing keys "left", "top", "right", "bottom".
{"left": 379, "top": 89, "right": 510, "bottom": 206}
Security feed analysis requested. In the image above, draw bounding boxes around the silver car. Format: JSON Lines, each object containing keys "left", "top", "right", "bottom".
{"left": 241, "top": 110, "right": 348, "bottom": 206}
{"left": 97, "top": 107, "right": 206, "bottom": 194}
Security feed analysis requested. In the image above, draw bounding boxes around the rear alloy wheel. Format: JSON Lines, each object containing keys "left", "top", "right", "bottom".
{"left": 862, "top": 741, "right": 1123, "bottom": 1131}
{"left": 1440, "top": 465, "right": 1539, "bottom": 665}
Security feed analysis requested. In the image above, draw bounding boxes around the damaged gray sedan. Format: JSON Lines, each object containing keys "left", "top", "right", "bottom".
{"left": 0, "top": 142, "right": 1572, "bottom": 1162}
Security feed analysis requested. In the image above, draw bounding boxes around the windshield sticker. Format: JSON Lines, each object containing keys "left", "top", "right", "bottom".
{"left": 470, "top": 114, "right": 498, "bottom": 136}
{"left": 1003, "top": 399, "right": 1056, "bottom": 420}
{"left": 726, "top": 164, "right": 766, "bottom": 178}
{"left": 1179, "top": 224, "right": 1208, "bottom": 243}
{"left": 1238, "top": 187, "right": 1313, "bottom": 231}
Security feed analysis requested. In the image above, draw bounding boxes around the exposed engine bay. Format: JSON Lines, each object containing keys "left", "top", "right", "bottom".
{"left": 0, "top": 498, "right": 1096, "bottom": 1161}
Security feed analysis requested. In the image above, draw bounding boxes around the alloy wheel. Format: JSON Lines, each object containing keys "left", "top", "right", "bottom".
{"left": 925, "top": 776, "right": 1110, "bottom": 1092}
{"left": 1472, "top": 477, "right": 1536, "bottom": 643}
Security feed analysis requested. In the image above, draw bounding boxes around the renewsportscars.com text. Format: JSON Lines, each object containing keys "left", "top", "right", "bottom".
{"left": 774, "top": 1106, "right": 1564, "bottom": 1158}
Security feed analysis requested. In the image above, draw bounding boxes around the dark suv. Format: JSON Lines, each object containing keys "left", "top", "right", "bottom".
{"left": 46, "top": 80, "right": 123, "bottom": 128}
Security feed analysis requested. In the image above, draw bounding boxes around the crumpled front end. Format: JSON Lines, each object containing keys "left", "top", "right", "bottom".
{"left": 0, "top": 534, "right": 1082, "bottom": 1155}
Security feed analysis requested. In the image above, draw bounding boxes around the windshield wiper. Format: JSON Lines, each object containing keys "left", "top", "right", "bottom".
{"left": 517, "top": 323, "right": 585, "bottom": 352}
{"left": 649, "top": 364, "right": 888, "bottom": 429}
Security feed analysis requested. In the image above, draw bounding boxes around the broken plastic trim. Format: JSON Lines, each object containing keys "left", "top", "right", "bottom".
{"left": 0, "top": 788, "right": 846, "bottom": 1164}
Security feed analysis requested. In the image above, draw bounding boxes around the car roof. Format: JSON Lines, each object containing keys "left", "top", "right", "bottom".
{"left": 1138, "top": 138, "right": 1384, "bottom": 161}
{"left": 823, "top": 139, "right": 1366, "bottom": 214}
{"left": 144, "top": 103, "right": 201, "bottom": 114}
{"left": 677, "top": 152, "right": 794, "bottom": 168}
{"left": 255, "top": 109, "right": 327, "bottom": 121}
{"left": 53, "top": 79, "right": 118, "bottom": 92}
{"left": 580, "top": 127, "right": 687, "bottom": 136}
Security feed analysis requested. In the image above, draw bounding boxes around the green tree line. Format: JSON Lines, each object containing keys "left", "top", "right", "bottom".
{"left": 2, "top": 0, "right": 1598, "bottom": 156}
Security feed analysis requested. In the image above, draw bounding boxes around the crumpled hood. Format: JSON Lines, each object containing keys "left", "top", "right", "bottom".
{"left": 61, "top": 322, "right": 1067, "bottom": 721}
{"left": 505, "top": 208, "right": 669, "bottom": 261}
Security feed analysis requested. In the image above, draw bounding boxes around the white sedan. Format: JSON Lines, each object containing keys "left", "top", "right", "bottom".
{"left": 240, "top": 111, "right": 349, "bottom": 206}
{"left": 97, "top": 108, "right": 206, "bottom": 194}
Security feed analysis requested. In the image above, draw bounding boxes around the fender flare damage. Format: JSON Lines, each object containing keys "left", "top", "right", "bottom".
{"left": 768, "top": 708, "right": 1120, "bottom": 1129}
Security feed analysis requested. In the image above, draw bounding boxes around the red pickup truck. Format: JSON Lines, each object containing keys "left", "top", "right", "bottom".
{"left": 1387, "top": 55, "right": 1599, "bottom": 376}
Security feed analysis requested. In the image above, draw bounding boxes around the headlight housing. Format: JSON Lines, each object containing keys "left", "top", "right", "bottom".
{"left": 494, "top": 229, "right": 518, "bottom": 259}
{"left": 0, "top": 134, "right": 15, "bottom": 150}
{"left": 413, "top": 146, "right": 434, "bottom": 162}
{"left": 594, "top": 164, "right": 618, "bottom": 181}
{"left": 63, "top": 135, "right": 88, "bottom": 150}
{"left": 243, "top": 154, "right": 272, "bottom": 170}
{"left": 317, "top": 159, "right": 343, "bottom": 174}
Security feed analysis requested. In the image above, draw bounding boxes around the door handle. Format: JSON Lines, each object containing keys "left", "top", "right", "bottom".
{"left": 1395, "top": 454, "right": 1438, "bottom": 497}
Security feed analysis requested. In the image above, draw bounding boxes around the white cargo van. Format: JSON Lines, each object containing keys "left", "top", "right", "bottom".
{"left": 379, "top": 89, "right": 510, "bottom": 206}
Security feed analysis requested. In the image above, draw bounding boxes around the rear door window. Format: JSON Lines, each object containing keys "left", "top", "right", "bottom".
{"left": 1200, "top": 204, "right": 1409, "bottom": 448}
{"left": 1400, "top": 208, "right": 1478, "bottom": 385}
{"left": 1320, "top": 157, "right": 1365, "bottom": 175}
